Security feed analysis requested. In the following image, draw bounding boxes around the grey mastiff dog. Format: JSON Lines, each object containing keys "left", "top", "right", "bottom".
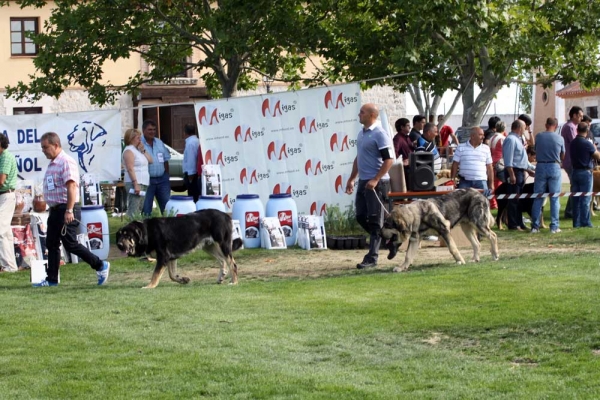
{"left": 381, "top": 189, "right": 499, "bottom": 272}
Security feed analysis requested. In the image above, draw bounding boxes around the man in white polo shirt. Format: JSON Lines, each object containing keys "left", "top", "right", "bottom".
{"left": 450, "top": 126, "right": 494, "bottom": 190}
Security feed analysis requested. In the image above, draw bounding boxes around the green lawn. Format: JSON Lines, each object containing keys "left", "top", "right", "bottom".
{"left": 1, "top": 196, "right": 600, "bottom": 399}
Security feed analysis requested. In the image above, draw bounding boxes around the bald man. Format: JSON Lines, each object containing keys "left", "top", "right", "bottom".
{"left": 345, "top": 103, "right": 393, "bottom": 269}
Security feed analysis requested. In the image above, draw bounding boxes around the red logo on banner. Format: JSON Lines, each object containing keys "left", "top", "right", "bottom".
{"left": 198, "top": 105, "right": 220, "bottom": 125}
{"left": 334, "top": 175, "right": 345, "bottom": 193}
{"left": 324, "top": 90, "right": 345, "bottom": 109}
{"left": 272, "top": 182, "right": 292, "bottom": 194}
{"left": 223, "top": 194, "right": 231, "bottom": 210}
{"left": 299, "top": 116, "right": 317, "bottom": 133}
{"left": 310, "top": 201, "right": 327, "bottom": 216}
{"left": 330, "top": 133, "right": 350, "bottom": 152}
{"left": 262, "top": 98, "right": 283, "bottom": 118}
{"left": 204, "top": 149, "right": 225, "bottom": 166}
{"left": 234, "top": 125, "right": 252, "bottom": 142}
{"left": 240, "top": 168, "right": 258, "bottom": 184}
{"left": 87, "top": 222, "right": 102, "bottom": 240}
{"left": 267, "top": 141, "right": 287, "bottom": 160}
{"left": 305, "top": 159, "right": 323, "bottom": 176}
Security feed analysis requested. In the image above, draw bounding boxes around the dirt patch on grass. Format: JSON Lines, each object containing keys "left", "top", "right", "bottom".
{"left": 108, "top": 234, "right": 600, "bottom": 285}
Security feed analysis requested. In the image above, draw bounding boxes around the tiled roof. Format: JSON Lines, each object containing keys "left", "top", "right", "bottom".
{"left": 556, "top": 81, "right": 600, "bottom": 98}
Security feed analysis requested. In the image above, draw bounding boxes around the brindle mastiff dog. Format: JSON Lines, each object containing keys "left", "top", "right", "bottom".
{"left": 381, "top": 189, "right": 499, "bottom": 272}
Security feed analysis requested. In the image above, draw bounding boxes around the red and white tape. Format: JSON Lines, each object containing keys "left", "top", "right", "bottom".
{"left": 491, "top": 192, "right": 600, "bottom": 200}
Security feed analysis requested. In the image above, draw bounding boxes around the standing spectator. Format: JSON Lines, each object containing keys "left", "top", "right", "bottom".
{"left": 450, "top": 127, "right": 493, "bottom": 190}
{"left": 518, "top": 114, "right": 534, "bottom": 147}
{"left": 409, "top": 115, "right": 426, "bottom": 145}
{"left": 415, "top": 123, "right": 442, "bottom": 174}
{"left": 582, "top": 115, "right": 597, "bottom": 148}
{"left": 345, "top": 103, "right": 393, "bottom": 270}
{"left": 183, "top": 124, "right": 200, "bottom": 203}
{"left": 0, "top": 134, "right": 18, "bottom": 273}
{"left": 530, "top": 118, "right": 565, "bottom": 234}
{"left": 122, "top": 128, "right": 153, "bottom": 220}
{"left": 141, "top": 120, "right": 171, "bottom": 216}
{"left": 570, "top": 122, "right": 600, "bottom": 228}
{"left": 488, "top": 120, "right": 507, "bottom": 209}
{"left": 392, "top": 118, "right": 413, "bottom": 188}
{"left": 196, "top": 140, "right": 204, "bottom": 195}
{"left": 502, "top": 120, "right": 530, "bottom": 231}
{"left": 437, "top": 114, "right": 458, "bottom": 158}
{"left": 484, "top": 116, "right": 502, "bottom": 145}
{"left": 561, "top": 106, "right": 584, "bottom": 219}
{"left": 33, "top": 132, "right": 109, "bottom": 287}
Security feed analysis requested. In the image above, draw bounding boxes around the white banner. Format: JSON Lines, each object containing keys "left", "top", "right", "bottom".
{"left": 195, "top": 83, "right": 363, "bottom": 216}
{"left": 0, "top": 110, "right": 122, "bottom": 184}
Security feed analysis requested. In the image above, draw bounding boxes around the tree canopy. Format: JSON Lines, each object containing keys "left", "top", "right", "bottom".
{"left": 1, "top": 0, "right": 309, "bottom": 103}
{"left": 306, "top": 0, "right": 600, "bottom": 126}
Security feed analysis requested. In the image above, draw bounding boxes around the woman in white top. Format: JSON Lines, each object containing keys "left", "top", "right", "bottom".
{"left": 122, "top": 128, "right": 153, "bottom": 219}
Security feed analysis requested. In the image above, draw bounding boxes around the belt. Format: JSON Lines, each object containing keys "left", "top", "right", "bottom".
{"left": 574, "top": 167, "right": 592, "bottom": 171}
{"left": 538, "top": 161, "right": 559, "bottom": 164}
{"left": 48, "top": 204, "right": 67, "bottom": 210}
{"left": 0, "top": 189, "right": 15, "bottom": 195}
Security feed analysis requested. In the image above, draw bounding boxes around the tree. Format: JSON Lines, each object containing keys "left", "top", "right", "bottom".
{"left": 306, "top": 0, "right": 600, "bottom": 127}
{"left": 1, "top": 0, "right": 308, "bottom": 103}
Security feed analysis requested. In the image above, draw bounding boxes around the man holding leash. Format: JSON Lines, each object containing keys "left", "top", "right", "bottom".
{"left": 345, "top": 103, "right": 393, "bottom": 269}
{"left": 34, "top": 132, "right": 109, "bottom": 287}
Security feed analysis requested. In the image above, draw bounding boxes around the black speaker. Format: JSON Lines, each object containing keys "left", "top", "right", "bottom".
{"left": 409, "top": 152, "right": 435, "bottom": 191}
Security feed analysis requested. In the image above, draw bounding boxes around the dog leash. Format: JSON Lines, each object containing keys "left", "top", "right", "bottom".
{"left": 61, "top": 218, "right": 83, "bottom": 236}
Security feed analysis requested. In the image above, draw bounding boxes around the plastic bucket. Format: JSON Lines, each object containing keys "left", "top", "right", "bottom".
{"left": 165, "top": 195, "right": 196, "bottom": 216}
{"left": 196, "top": 195, "right": 226, "bottom": 212}
{"left": 79, "top": 205, "right": 109, "bottom": 260}
{"left": 266, "top": 194, "right": 298, "bottom": 247}
{"left": 231, "top": 194, "right": 263, "bottom": 248}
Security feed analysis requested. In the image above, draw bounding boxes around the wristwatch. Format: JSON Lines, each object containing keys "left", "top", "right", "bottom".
{"left": 66, "top": 209, "right": 73, "bottom": 214}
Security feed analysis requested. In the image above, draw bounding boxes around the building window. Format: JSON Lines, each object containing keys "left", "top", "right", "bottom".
{"left": 10, "top": 18, "right": 39, "bottom": 56}
{"left": 13, "top": 107, "right": 42, "bottom": 115}
{"left": 586, "top": 106, "right": 598, "bottom": 119}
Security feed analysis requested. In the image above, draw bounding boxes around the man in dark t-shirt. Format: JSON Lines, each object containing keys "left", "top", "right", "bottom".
{"left": 409, "top": 115, "right": 426, "bottom": 145}
{"left": 570, "top": 122, "right": 600, "bottom": 228}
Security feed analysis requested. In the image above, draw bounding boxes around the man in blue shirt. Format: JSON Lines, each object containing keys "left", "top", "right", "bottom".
{"left": 182, "top": 124, "right": 200, "bottom": 202}
{"left": 415, "top": 123, "right": 442, "bottom": 173}
{"left": 345, "top": 103, "right": 393, "bottom": 269}
{"left": 502, "top": 119, "right": 530, "bottom": 230}
{"left": 531, "top": 118, "right": 565, "bottom": 233}
{"left": 570, "top": 122, "right": 600, "bottom": 228}
{"left": 141, "top": 120, "right": 171, "bottom": 216}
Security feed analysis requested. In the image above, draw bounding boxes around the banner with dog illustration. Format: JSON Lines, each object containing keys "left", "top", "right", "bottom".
{"left": 194, "top": 83, "right": 368, "bottom": 216}
{"left": 0, "top": 110, "right": 122, "bottom": 184}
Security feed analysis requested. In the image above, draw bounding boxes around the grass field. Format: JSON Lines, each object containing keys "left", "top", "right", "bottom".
{"left": 1, "top": 201, "right": 600, "bottom": 398}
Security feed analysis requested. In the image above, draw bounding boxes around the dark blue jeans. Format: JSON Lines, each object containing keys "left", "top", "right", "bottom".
{"left": 143, "top": 173, "right": 171, "bottom": 216}
{"left": 458, "top": 179, "right": 488, "bottom": 190}
{"left": 572, "top": 169, "right": 593, "bottom": 228}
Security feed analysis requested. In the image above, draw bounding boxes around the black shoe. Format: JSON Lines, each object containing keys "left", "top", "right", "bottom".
{"left": 356, "top": 260, "right": 377, "bottom": 269}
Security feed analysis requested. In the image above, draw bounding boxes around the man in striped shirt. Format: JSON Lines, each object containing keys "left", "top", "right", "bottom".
{"left": 450, "top": 127, "right": 493, "bottom": 190}
{"left": 33, "top": 132, "right": 110, "bottom": 287}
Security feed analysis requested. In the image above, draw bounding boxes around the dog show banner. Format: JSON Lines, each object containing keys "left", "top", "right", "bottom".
{"left": 194, "top": 83, "right": 363, "bottom": 216}
{"left": 0, "top": 109, "right": 122, "bottom": 185}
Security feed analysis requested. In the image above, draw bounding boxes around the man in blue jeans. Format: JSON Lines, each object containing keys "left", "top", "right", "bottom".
{"left": 531, "top": 118, "right": 565, "bottom": 234}
{"left": 141, "top": 120, "right": 171, "bottom": 216}
{"left": 570, "top": 122, "right": 600, "bottom": 228}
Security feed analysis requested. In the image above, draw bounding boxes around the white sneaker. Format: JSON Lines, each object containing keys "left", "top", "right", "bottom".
{"left": 530, "top": 228, "right": 540, "bottom": 234}
{"left": 551, "top": 228, "right": 562, "bottom": 234}
{"left": 424, "top": 235, "right": 438, "bottom": 241}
